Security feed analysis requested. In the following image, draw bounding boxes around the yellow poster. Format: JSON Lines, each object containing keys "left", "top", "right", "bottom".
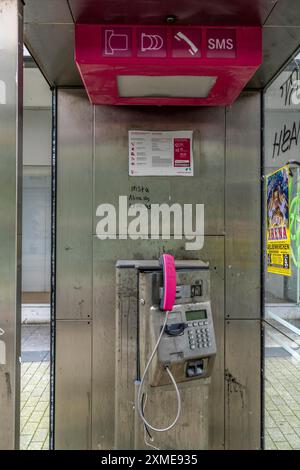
{"left": 267, "top": 165, "right": 291, "bottom": 276}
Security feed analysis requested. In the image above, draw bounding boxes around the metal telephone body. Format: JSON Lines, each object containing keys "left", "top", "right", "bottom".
{"left": 139, "top": 266, "right": 216, "bottom": 387}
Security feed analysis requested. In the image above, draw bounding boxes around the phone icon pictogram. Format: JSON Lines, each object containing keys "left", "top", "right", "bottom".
{"left": 172, "top": 29, "right": 201, "bottom": 58}
{"left": 174, "top": 32, "right": 199, "bottom": 56}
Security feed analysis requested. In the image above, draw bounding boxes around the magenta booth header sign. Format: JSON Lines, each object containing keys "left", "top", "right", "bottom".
{"left": 75, "top": 25, "right": 262, "bottom": 106}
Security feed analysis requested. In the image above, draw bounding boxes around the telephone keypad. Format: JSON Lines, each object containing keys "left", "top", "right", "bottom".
{"left": 187, "top": 325, "right": 212, "bottom": 350}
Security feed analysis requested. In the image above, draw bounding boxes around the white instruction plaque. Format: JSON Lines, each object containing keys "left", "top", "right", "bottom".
{"left": 129, "top": 130, "right": 193, "bottom": 176}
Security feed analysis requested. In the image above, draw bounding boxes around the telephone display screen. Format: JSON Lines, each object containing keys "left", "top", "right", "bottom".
{"left": 186, "top": 310, "right": 207, "bottom": 321}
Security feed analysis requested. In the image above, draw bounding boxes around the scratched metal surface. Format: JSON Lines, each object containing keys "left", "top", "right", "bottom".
{"left": 94, "top": 105, "right": 225, "bottom": 236}
{"left": 225, "top": 92, "right": 261, "bottom": 320}
{"left": 225, "top": 319, "right": 261, "bottom": 449}
{"left": 55, "top": 89, "right": 261, "bottom": 449}
{"left": 55, "top": 320, "right": 92, "bottom": 449}
{"left": 56, "top": 89, "right": 93, "bottom": 320}
{"left": 111, "top": 238, "right": 224, "bottom": 450}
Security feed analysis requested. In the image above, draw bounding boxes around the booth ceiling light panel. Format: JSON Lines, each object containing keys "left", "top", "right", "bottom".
{"left": 75, "top": 25, "right": 262, "bottom": 106}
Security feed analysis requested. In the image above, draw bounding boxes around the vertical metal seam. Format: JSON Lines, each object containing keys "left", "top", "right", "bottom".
{"left": 260, "top": 87, "right": 266, "bottom": 451}
{"left": 136, "top": 270, "right": 141, "bottom": 381}
{"left": 90, "top": 103, "right": 96, "bottom": 449}
{"left": 15, "top": 0, "right": 24, "bottom": 450}
{"left": 223, "top": 106, "right": 227, "bottom": 450}
{"left": 50, "top": 86, "right": 57, "bottom": 451}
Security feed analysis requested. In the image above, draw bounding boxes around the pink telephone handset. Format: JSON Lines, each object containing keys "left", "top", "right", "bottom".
{"left": 160, "top": 254, "right": 176, "bottom": 312}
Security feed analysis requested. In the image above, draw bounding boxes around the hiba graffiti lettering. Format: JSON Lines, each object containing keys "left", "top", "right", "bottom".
{"left": 272, "top": 70, "right": 300, "bottom": 159}
{"left": 95, "top": 196, "right": 204, "bottom": 250}
{"left": 272, "top": 120, "right": 300, "bottom": 160}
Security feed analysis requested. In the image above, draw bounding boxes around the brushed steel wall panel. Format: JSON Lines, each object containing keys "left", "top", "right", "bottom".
{"left": 225, "top": 320, "right": 261, "bottom": 450}
{"left": 94, "top": 106, "right": 225, "bottom": 236}
{"left": 55, "top": 320, "right": 92, "bottom": 449}
{"left": 56, "top": 90, "right": 93, "bottom": 319}
{"left": 56, "top": 91, "right": 262, "bottom": 449}
{"left": 114, "top": 268, "right": 138, "bottom": 449}
{"left": 92, "top": 236, "right": 224, "bottom": 449}
{"left": 225, "top": 92, "right": 261, "bottom": 319}
{"left": 0, "top": 0, "right": 23, "bottom": 450}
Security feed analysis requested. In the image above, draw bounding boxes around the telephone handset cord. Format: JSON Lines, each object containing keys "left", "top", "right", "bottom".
{"left": 137, "top": 312, "right": 182, "bottom": 433}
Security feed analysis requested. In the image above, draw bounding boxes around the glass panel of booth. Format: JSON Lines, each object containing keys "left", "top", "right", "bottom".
{"left": 264, "top": 47, "right": 300, "bottom": 450}
{"left": 264, "top": 49, "right": 300, "bottom": 305}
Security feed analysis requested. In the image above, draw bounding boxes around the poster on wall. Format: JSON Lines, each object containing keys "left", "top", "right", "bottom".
{"left": 267, "top": 165, "right": 291, "bottom": 276}
{"left": 128, "top": 130, "right": 193, "bottom": 176}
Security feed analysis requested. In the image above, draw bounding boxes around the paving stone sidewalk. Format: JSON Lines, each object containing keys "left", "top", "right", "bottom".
{"left": 19, "top": 330, "right": 300, "bottom": 450}
{"left": 265, "top": 357, "right": 300, "bottom": 450}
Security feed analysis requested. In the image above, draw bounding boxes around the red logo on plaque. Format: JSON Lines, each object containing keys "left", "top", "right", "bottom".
{"left": 174, "top": 138, "right": 191, "bottom": 167}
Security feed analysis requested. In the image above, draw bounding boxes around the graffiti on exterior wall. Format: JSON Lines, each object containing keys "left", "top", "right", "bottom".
{"left": 272, "top": 120, "right": 300, "bottom": 160}
{"left": 279, "top": 67, "right": 300, "bottom": 107}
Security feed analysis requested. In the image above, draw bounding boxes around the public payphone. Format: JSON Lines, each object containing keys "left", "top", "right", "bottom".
{"left": 115, "top": 257, "right": 217, "bottom": 448}
{"left": 140, "top": 289, "right": 216, "bottom": 386}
